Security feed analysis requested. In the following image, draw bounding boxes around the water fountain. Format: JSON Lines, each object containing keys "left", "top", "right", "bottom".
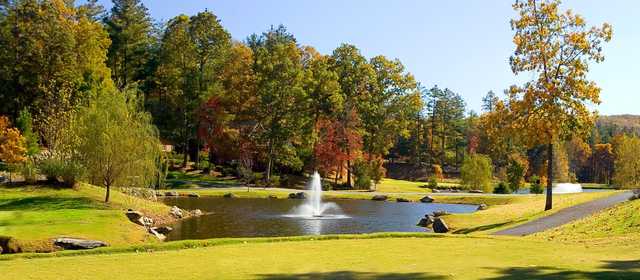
{"left": 286, "top": 172, "right": 348, "bottom": 219}
{"left": 552, "top": 183, "right": 583, "bottom": 194}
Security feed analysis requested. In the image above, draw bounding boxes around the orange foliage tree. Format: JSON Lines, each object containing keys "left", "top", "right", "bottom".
{"left": 0, "top": 116, "right": 27, "bottom": 164}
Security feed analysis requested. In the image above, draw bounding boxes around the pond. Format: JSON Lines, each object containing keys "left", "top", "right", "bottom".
{"left": 163, "top": 197, "right": 478, "bottom": 241}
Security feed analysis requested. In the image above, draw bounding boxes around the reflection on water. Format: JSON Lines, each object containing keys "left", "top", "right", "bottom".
{"left": 163, "top": 197, "right": 478, "bottom": 241}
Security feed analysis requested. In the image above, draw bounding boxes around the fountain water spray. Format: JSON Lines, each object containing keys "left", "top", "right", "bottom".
{"left": 309, "top": 171, "right": 323, "bottom": 216}
{"left": 285, "top": 171, "right": 348, "bottom": 219}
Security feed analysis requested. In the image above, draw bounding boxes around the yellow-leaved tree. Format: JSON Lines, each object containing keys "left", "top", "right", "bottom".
{"left": 507, "top": 0, "right": 612, "bottom": 210}
{"left": 0, "top": 116, "right": 27, "bottom": 164}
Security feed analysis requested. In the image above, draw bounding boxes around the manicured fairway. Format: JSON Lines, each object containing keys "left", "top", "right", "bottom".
{"left": 2, "top": 235, "right": 639, "bottom": 280}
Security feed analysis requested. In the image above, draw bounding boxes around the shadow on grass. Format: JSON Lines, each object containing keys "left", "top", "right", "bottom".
{"left": 258, "top": 271, "right": 447, "bottom": 280}
{"left": 452, "top": 220, "right": 522, "bottom": 234}
{"left": 485, "top": 260, "right": 640, "bottom": 280}
{"left": 0, "top": 196, "right": 106, "bottom": 211}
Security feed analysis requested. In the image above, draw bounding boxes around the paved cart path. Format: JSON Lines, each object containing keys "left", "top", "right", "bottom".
{"left": 493, "top": 191, "right": 632, "bottom": 236}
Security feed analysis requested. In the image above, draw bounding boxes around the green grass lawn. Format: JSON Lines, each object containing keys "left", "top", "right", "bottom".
{"left": 0, "top": 184, "right": 170, "bottom": 251}
{"left": 532, "top": 197, "right": 640, "bottom": 245}
{"left": 446, "top": 191, "right": 620, "bottom": 234}
{"left": 2, "top": 234, "right": 639, "bottom": 279}
{"left": 373, "top": 178, "right": 459, "bottom": 193}
{"left": 165, "top": 170, "right": 240, "bottom": 188}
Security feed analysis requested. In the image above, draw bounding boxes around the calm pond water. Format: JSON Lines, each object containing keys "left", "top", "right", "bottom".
{"left": 163, "top": 197, "right": 478, "bottom": 241}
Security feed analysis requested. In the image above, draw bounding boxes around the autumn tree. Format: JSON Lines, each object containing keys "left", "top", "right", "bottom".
{"left": 507, "top": 0, "right": 612, "bottom": 210}
{"left": 104, "top": 0, "right": 153, "bottom": 90}
{"left": 330, "top": 44, "right": 373, "bottom": 187}
{"left": 565, "top": 136, "right": 592, "bottom": 181}
{"left": 364, "top": 55, "right": 422, "bottom": 161}
{"left": 612, "top": 135, "right": 640, "bottom": 188}
{"left": 199, "top": 42, "right": 256, "bottom": 167}
{"left": 155, "top": 11, "right": 231, "bottom": 166}
{"left": 591, "top": 143, "right": 614, "bottom": 184}
{"left": 251, "top": 26, "right": 310, "bottom": 183}
{"left": 0, "top": 0, "right": 113, "bottom": 125}
{"left": 0, "top": 116, "right": 26, "bottom": 164}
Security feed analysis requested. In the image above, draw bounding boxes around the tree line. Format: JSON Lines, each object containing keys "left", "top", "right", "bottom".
{"left": 1, "top": 0, "right": 638, "bottom": 200}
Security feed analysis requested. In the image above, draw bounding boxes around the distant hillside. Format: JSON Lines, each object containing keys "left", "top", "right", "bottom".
{"left": 596, "top": 114, "right": 640, "bottom": 137}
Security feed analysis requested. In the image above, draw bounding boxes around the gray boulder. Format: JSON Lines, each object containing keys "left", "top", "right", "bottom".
{"left": 417, "top": 215, "right": 435, "bottom": 227}
{"left": 191, "top": 209, "right": 203, "bottom": 216}
{"left": 125, "top": 210, "right": 152, "bottom": 227}
{"left": 477, "top": 203, "right": 488, "bottom": 210}
{"left": 54, "top": 238, "right": 108, "bottom": 250}
{"left": 165, "top": 191, "right": 179, "bottom": 197}
{"left": 396, "top": 198, "right": 410, "bottom": 203}
{"left": 420, "top": 196, "right": 435, "bottom": 203}
{"left": 152, "top": 226, "right": 173, "bottom": 235}
{"left": 371, "top": 195, "right": 388, "bottom": 201}
{"left": 147, "top": 228, "right": 166, "bottom": 241}
{"left": 432, "top": 218, "right": 449, "bottom": 233}
{"left": 433, "top": 210, "right": 449, "bottom": 217}
{"left": 170, "top": 206, "right": 184, "bottom": 219}
{"left": 288, "top": 192, "right": 306, "bottom": 199}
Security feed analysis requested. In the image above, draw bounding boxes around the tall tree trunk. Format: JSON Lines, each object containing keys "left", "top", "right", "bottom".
{"left": 545, "top": 142, "right": 554, "bottom": 211}
{"left": 105, "top": 184, "right": 111, "bottom": 203}
{"left": 266, "top": 142, "right": 273, "bottom": 184}
{"left": 335, "top": 162, "right": 341, "bottom": 185}
{"left": 195, "top": 133, "right": 200, "bottom": 170}
{"left": 346, "top": 159, "right": 352, "bottom": 188}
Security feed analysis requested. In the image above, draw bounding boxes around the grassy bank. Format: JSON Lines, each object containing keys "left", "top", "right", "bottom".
{"left": 0, "top": 183, "right": 170, "bottom": 251}
{"left": 533, "top": 197, "right": 640, "bottom": 245}
{"left": 2, "top": 234, "right": 638, "bottom": 279}
{"left": 446, "top": 191, "right": 620, "bottom": 234}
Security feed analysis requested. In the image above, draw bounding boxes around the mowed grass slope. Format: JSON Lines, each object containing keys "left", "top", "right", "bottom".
{"left": 533, "top": 197, "right": 640, "bottom": 245}
{"left": 3, "top": 235, "right": 639, "bottom": 280}
{"left": 0, "top": 184, "right": 170, "bottom": 250}
{"left": 446, "top": 191, "right": 620, "bottom": 234}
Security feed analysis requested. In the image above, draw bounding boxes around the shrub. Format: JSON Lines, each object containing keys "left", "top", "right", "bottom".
{"left": 493, "top": 182, "right": 511, "bottom": 194}
{"left": 428, "top": 176, "right": 438, "bottom": 189}
{"left": 460, "top": 154, "right": 494, "bottom": 192}
{"left": 506, "top": 153, "right": 529, "bottom": 193}
{"left": 236, "top": 165, "right": 254, "bottom": 184}
{"left": 354, "top": 172, "right": 371, "bottom": 190}
{"left": 352, "top": 158, "right": 372, "bottom": 190}
{"left": 38, "top": 158, "right": 84, "bottom": 187}
{"left": 529, "top": 175, "right": 544, "bottom": 194}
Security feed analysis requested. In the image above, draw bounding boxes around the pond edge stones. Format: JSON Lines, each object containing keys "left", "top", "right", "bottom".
{"left": 420, "top": 196, "right": 435, "bottom": 203}
{"left": 288, "top": 192, "right": 306, "bottom": 199}
{"left": 371, "top": 195, "right": 388, "bottom": 201}
{"left": 432, "top": 217, "right": 449, "bottom": 233}
{"left": 54, "top": 238, "right": 108, "bottom": 250}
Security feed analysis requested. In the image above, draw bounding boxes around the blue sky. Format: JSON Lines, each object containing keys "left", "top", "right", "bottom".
{"left": 91, "top": 0, "right": 639, "bottom": 115}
